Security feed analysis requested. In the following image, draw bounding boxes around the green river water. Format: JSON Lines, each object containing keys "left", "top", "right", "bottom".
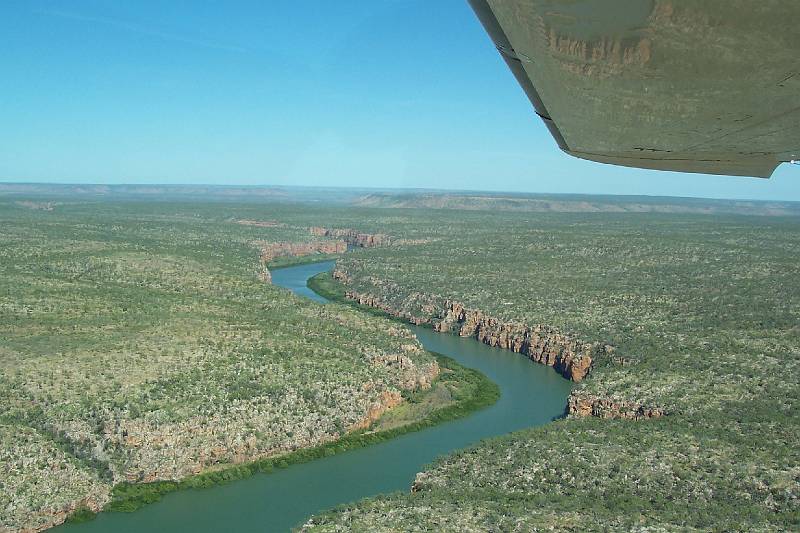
{"left": 58, "top": 261, "right": 572, "bottom": 532}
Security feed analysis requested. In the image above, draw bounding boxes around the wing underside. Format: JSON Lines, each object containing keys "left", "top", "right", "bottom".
{"left": 468, "top": 0, "right": 800, "bottom": 178}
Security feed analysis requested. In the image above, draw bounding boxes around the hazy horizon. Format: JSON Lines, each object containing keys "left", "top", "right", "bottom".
{"left": 4, "top": 180, "right": 800, "bottom": 205}
{"left": 3, "top": 1, "right": 799, "bottom": 202}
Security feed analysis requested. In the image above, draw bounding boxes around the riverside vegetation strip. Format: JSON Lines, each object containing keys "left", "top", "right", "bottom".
{"left": 0, "top": 199, "right": 495, "bottom": 532}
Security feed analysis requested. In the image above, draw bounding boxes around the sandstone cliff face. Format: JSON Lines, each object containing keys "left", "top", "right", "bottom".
{"left": 310, "top": 227, "right": 390, "bottom": 248}
{"left": 348, "top": 355, "right": 439, "bottom": 432}
{"left": 259, "top": 240, "right": 348, "bottom": 264}
{"left": 567, "top": 392, "right": 665, "bottom": 420}
{"left": 434, "top": 301, "right": 598, "bottom": 382}
{"left": 335, "top": 280, "right": 598, "bottom": 382}
{"left": 365, "top": 352, "right": 440, "bottom": 391}
{"left": 348, "top": 390, "right": 404, "bottom": 432}
{"left": 332, "top": 266, "right": 670, "bottom": 421}
{"left": 257, "top": 240, "right": 348, "bottom": 283}
{"left": 340, "top": 284, "right": 669, "bottom": 420}
{"left": 345, "top": 290, "right": 431, "bottom": 326}
{"left": 20, "top": 495, "right": 108, "bottom": 533}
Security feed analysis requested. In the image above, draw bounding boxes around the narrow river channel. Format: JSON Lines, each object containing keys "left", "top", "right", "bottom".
{"left": 58, "top": 261, "right": 572, "bottom": 532}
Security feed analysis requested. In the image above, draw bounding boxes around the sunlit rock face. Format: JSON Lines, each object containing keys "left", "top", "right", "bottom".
{"left": 310, "top": 227, "right": 390, "bottom": 248}
{"left": 257, "top": 239, "right": 348, "bottom": 283}
{"left": 258, "top": 240, "right": 348, "bottom": 264}
{"left": 334, "top": 270, "right": 602, "bottom": 384}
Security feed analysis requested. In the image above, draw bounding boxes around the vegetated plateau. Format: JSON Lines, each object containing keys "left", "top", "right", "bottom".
{"left": 2, "top": 189, "right": 798, "bottom": 532}
{"left": 296, "top": 200, "right": 799, "bottom": 531}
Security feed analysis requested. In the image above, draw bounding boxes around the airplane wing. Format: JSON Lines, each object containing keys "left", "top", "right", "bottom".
{"left": 468, "top": 0, "right": 800, "bottom": 178}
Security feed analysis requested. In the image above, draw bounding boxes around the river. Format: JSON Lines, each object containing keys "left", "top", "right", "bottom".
{"left": 58, "top": 260, "right": 571, "bottom": 532}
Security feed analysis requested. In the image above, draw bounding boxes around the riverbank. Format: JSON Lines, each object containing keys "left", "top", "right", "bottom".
{"left": 308, "top": 269, "right": 427, "bottom": 325}
{"left": 94, "top": 353, "right": 497, "bottom": 518}
{"left": 311, "top": 271, "right": 605, "bottom": 388}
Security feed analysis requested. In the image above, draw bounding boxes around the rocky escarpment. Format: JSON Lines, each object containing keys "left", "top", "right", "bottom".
{"left": 567, "top": 392, "right": 666, "bottom": 420}
{"left": 259, "top": 240, "right": 348, "bottom": 263}
{"left": 22, "top": 496, "right": 107, "bottom": 533}
{"left": 344, "top": 289, "right": 432, "bottom": 326}
{"left": 348, "top": 390, "right": 404, "bottom": 432}
{"left": 258, "top": 240, "right": 348, "bottom": 283}
{"left": 310, "top": 227, "right": 390, "bottom": 248}
{"left": 333, "top": 275, "right": 599, "bottom": 382}
{"left": 332, "top": 270, "right": 666, "bottom": 420}
{"left": 434, "top": 301, "right": 600, "bottom": 382}
{"left": 348, "top": 351, "right": 440, "bottom": 432}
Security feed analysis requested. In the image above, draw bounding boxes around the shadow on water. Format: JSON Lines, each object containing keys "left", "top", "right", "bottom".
{"left": 58, "top": 260, "right": 572, "bottom": 533}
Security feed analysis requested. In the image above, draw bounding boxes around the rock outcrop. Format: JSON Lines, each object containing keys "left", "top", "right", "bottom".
{"left": 348, "top": 390, "right": 404, "bottom": 432}
{"left": 257, "top": 240, "right": 347, "bottom": 283}
{"left": 310, "top": 227, "right": 389, "bottom": 248}
{"left": 567, "top": 393, "right": 666, "bottom": 420}
{"left": 345, "top": 290, "right": 431, "bottom": 326}
{"left": 410, "top": 471, "right": 431, "bottom": 493}
{"left": 349, "top": 356, "right": 439, "bottom": 433}
{"left": 26, "top": 495, "right": 107, "bottom": 533}
{"left": 259, "top": 240, "right": 348, "bottom": 264}
{"left": 334, "top": 280, "right": 600, "bottom": 382}
{"left": 434, "top": 301, "right": 599, "bottom": 382}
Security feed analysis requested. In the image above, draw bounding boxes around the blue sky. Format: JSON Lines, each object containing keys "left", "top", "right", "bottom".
{"left": 1, "top": 0, "right": 798, "bottom": 200}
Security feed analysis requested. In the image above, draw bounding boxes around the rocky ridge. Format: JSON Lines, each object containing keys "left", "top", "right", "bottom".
{"left": 434, "top": 300, "right": 597, "bottom": 382}
{"left": 258, "top": 240, "right": 348, "bottom": 283}
{"left": 259, "top": 240, "right": 348, "bottom": 264}
{"left": 567, "top": 393, "right": 666, "bottom": 420}
{"left": 310, "top": 227, "right": 390, "bottom": 248}
{"left": 333, "top": 268, "right": 665, "bottom": 420}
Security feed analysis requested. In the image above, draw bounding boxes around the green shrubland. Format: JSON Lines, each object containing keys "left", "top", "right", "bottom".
{"left": 0, "top": 199, "right": 477, "bottom": 531}
{"left": 301, "top": 205, "right": 800, "bottom": 531}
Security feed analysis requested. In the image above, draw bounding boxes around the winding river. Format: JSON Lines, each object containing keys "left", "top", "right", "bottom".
{"left": 59, "top": 261, "right": 571, "bottom": 532}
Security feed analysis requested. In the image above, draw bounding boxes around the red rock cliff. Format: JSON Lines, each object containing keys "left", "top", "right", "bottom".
{"left": 334, "top": 277, "right": 601, "bottom": 383}
{"left": 333, "top": 269, "right": 668, "bottom": 419}
{"left": 259, "top": 240, "right": 348, "bottom": 264}
{"left": 310, "top": 227, "right": 390, "bottom": 248}
{"left": 567, "top": 392, "right": 666, "bottom": 420}
{"left": 434, "top": 300, "right": 598, "bottom": 382}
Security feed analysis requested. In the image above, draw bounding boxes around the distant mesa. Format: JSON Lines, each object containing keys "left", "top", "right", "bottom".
{"left": 352, "top": 193, "right": 800, "bottom": 217}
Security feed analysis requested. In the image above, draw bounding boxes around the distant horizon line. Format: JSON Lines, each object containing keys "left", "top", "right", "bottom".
{"left": 1, "top": 179, "right": 799, "bottom": 205}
